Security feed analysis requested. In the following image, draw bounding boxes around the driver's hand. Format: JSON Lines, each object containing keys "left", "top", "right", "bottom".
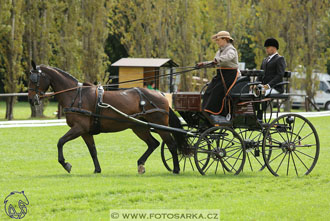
{"left": 262, "top": 84, "right": 270, "bottom": 90}
{"left": 196, "top": 62, "right": 204, "bottom": 69}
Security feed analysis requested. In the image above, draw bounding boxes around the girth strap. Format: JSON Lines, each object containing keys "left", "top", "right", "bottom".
{"left": 91, "top": 85, "right": 105, "bottom": 134}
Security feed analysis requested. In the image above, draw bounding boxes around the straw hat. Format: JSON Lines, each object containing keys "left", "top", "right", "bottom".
{"left": 212, "top": 31, "right": 234, "bottom": 41}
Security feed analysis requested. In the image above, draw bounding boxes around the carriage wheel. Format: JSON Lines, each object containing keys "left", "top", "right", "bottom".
{"left": 236, "top": 128, "right": 268, "bottom": 172}
{"left": 161, "top": 127, "right": 204, "bottom": 172}
{"left": 262, "top": 114, "right": 319, "bottom": 176}
{"left": 194, "top": 126, "right": 246, "bottom": 175}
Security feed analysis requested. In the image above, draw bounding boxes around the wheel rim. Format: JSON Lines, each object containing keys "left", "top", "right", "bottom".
{"left": 161, "top": 127, "right": 199, "bottom": 172}
{"left": 262, "top": 114, "right": 320, "bottom": 176}
{"left": 194, "top": 126, "right": 246, "bottom": 175}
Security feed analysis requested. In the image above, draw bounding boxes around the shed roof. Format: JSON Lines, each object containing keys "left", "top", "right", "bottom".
{"left": 111, "top": 58, "right": 178, "bottom": 67}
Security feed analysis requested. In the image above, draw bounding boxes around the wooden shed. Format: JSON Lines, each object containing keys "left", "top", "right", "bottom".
{"left": 111, "top": 58, "right": 178, "bottom": 90}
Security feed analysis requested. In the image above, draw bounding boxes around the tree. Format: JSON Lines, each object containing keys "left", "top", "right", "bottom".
{"left": 23, "top": 0, "right": 57, "bottom": 117}
{"left": 52, "top": 0, "right": 83, "bottom": 78}
{"left": 0, "top": 0, "right": 25, "bottom": 120}
{"left": 81, "top": 0, "right": 109, "bottom": 83}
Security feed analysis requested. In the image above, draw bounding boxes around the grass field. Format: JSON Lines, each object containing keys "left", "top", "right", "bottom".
{"left": 1, "top": 113, "right": 330, "bottom": 220}
{"left": 0, "top": 101, "right": 59, "bottom": 120}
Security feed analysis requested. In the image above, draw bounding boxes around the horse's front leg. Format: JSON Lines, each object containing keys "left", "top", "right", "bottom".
{"left": 57, "top": 126, "right": 83, "bottom": 173}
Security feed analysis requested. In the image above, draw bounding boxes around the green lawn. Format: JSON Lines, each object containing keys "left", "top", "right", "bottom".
{"left": 0, "top": 116, "right": 330, "bottom": 220}
{"left": 0, "top": 101, "right": 59, "bottom": 120}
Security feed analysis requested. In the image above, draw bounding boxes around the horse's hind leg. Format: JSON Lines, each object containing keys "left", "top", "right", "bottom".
{"left": 132, "top": 128, "right": 160, "bottom": 174}
{"left": 57, "top": 126, "right": 83, "bottom": 173}
{"left": 158, "top": 131, "right": 180, "bottom": 174}
{"left": 82, "top": 134, "right": 101, "bottom": 173}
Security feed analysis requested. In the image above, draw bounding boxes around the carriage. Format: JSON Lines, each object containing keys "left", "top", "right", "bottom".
{"left": 28, "top": 63, "right": 319, "bottom": 177}
{"left": 161, "top": 70, "right": 320, "bottom": 177}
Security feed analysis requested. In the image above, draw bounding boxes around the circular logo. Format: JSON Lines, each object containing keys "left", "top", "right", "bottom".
{"left": 4, "top": 191, "right": 29, "bottom": 219}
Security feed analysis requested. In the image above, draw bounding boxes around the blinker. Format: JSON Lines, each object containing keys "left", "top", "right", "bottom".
{"left": 29, "top": 73, "right": 38, "bottom": 83}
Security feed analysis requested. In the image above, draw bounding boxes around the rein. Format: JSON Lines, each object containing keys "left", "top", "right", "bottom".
{"left": 39, "top": 85, "right": 93, "bottom": 98}
{"left": 37, "top": 67, "right": 199, "bottom": 98}
{"left": 105, "top": 67, "right": 198, "bottom": 87}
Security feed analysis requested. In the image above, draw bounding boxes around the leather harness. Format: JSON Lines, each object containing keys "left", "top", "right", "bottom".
{"left": 64, "top": 85, "right": 169, "bottom": 135}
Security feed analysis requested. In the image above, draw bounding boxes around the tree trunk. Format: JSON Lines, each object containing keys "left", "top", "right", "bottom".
{"left": 5, "top": 96, "right": 15, "bottom": 120}
{"left": 30, "top": 101, "right": 45, "bottom": 118}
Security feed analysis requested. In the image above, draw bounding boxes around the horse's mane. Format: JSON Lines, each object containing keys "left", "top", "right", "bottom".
{"left": 51, "top": 66, "right": 79, "bottom": 82}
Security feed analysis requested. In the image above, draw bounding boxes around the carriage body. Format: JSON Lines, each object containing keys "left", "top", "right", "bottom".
{"left": 161, "top": 70, "right": 320, "bottom": 177}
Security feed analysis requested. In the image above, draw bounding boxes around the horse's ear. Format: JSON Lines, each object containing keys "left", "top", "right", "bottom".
{"left": 31, "top": 60, "right": 37, "bottom": 70}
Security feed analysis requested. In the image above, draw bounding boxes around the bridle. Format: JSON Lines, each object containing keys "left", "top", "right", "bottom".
{"left": 28, "top": 66, "right": 92, "bottom": 105}
{"left": 28, "top": 66, "right": 48, "bottom": 105}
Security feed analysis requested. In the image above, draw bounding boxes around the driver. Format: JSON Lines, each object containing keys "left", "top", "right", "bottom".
{"left": 257, "top": 37, "right": 286, "bottom": 96}
{"left": 255, "top": 38, "right": 287, "bottom": 121}
{"left": 197, "top": 31, "right": 239, "bottom": 125}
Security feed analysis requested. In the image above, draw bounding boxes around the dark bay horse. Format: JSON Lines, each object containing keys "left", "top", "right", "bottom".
{"left": 28, "top": 63, "right": 183, "bottom": 174}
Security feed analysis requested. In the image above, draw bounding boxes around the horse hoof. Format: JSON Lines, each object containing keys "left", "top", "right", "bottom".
{"left": 64, "top": 163, "right": 72, "bottom": 173}
{"left": 94, "top": 169, "right": 101, "bottom": 174}
{"left": 138, "top": 164, "right": 145, "bottom": 174}
{"left": 173, "top": 170, "right": 180, "bottom": 174}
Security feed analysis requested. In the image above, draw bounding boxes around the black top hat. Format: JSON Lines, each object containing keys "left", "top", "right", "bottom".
{"left": 264, "top": 38, "right": 279, "bottom": 49}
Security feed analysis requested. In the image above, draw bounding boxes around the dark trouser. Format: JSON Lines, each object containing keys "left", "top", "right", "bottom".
{"left": 254, "top": 102, "right": 267, "bottom": 120}
{"left": 202, "top": 69, "right": 237, "bottom": 116}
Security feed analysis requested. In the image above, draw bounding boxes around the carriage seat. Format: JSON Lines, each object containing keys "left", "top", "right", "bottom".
{"left": 229, "top": 76, "right": 254, "bottom": 99}
{"left": 229, "top": 71, "right": 291, "bottom": 100}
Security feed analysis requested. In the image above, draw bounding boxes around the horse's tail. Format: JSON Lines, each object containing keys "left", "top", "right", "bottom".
{"left": 168, "top": 108, "right": 187, "bottom": 151}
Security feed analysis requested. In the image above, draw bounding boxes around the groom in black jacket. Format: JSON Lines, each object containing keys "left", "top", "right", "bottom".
{"left": 256, "top": 38, "right": 287, "bottom": 120}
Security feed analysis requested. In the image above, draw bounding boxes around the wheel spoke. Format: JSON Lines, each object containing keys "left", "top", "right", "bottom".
{"left": 166, "top": 157, "right": 173, "bottom": 162}
{"left": 291, "top": 151, "right": 299, "bottom": 176}
{"left": 290, "top": 116, "right": 296, "bottom": 143}
{"left": 294, "top": 132, "right": 314, "bottom": 145}
{"left": 220, "top": 132, "right": 225, "bottom": 148}
{"left": 247, "top": 153, "right": 253, "bottom": 171}
{"left": 265, "top": 136, "right": 283, "bottom": 145}
{"left": 293, "top": 121, "right": 306, "bottom": 143}
{"left": 223, "top": 136, "right": 240, "bottom": 149}
{"left": 222, "top": 164, "right": 226, "bottom": 174}
{"left": 215, "top": 160, "right": 220, "bottom": 174}
{"left": 282, "top": 118, "right": 291, "bottom": 143}
{"left": 198, "top": 157, "right": 209, "bottom": 164}
{"left": 295, "top": 144, "right": 316, "bottom": 148}
{"left": 287, "top": 151, "right": 291, "bottom": 176}
{"left": 275, "top": 151, "right": 288, "bottom": 173}
{"left": 183, "top": 157, "right": 187, "bottom": 172}
{"left": 226, "top": 148, "right": 241, "bottom": 160}
{"left": 231, "top": 150, "right": 243, "bottom": 170}
{"left": 268, "top": 151, "right": 284, "bottom": 164}
{"left": 251, "top": 152, "right": 264, "bottom": 166}
{"left": 293, "top": 151, "right": 309, "bottom": 170}
{"left": 179, "top": 155, "right": 184, "bottom": 163}
{"left": 222, "top": 157, "right": 238, "bottom": 172}
{"left": 204, "top": 159, "right": 216, "bottom": 173}
{"left": 277, "top": 130, "right": 288, "bottom": 144}
{"left": 295, "top": 149, "right": 315, "bottom": 159}
{"left": 188, "top": 157, "right": 195, "bottom": 171}
{"left": 225, "top": 147, "right": 242, "bottom": 153}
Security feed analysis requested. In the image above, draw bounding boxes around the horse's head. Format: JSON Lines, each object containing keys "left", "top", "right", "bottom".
{"left": 28, "top": 61, "right": 50, "bottom": 106}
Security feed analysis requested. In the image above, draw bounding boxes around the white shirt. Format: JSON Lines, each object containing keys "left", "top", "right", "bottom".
{"left": 267, "top": 52, "right": 278, "bottom": 62}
